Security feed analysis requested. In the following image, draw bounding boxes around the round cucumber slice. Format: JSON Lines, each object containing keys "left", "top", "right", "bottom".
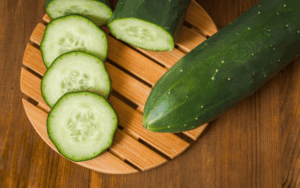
{"left": 41, "top": 52, "right": 111, "bottom": 108}
{"left": 41, "top": 14, "right": 107, "bottom": 68}
{"left": 45, "top": 0, "right": 112, "bottom": 26}
{"left": 47, "top": 91, "right": 118, "bottom": 162}
{"left": 108, "top": 18, "right": 174, "bottom": 51}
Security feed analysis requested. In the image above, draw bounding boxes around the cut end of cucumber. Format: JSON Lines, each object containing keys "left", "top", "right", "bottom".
{"left": 108, "top": 18, "right": 174, "bottom": 51}
{"left": 46, "top": 0, "right": 112, "bottom": 26}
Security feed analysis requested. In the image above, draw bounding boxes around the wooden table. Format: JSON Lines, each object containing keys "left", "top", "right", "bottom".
{"left": 1, "top": 0, "right": 299, "bottom": 187}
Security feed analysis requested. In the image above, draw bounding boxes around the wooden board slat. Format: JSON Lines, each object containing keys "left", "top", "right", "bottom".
{"left": 30, "top": 23, "right": 45, "bottom": 46}
{"left": 23, "top": 44, "right": 46, "bottom": 75}
{"left": 175, "top": 25, "right": 207, "bottom": 53}
{"left": 134, "top": 48, "right": 185, "bottom": 69}
{"left": 110, "top": 129, "right": 167, "bottom": 171}
{"left": 22, "top": 99, "right": 138, "bottom": 174}
{"left": 110, "top": 96, "right": 190, "bottom": 158}
{"left": 106, "top": 34, "right": 166, "bottom": 86}
{"left": 106, "top": 62, "right": 151, "bottom": 108}
{"left": 20, "top": 68, "right": 50, "bottom": 112}
{"left": 184, "top": 124, "right": 208, "bottom": 140}
{"left": 185, "top": 0, "right": 218, "bottom": 37}
{"left": 43, "top": 14, "right": 51, "bottom": 23}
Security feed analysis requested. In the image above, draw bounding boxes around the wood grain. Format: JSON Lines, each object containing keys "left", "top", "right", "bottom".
{"left": 1, "top": 0, "right": 299, "bottom": 187}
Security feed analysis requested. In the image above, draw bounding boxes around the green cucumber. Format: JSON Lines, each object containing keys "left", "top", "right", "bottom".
{"left": 107, "top": 0, "right": 191, "bottom": 51}
{"left": 143, "top": 0, "right": 300, "bottom": 133}
{"left": 47, "top": 91, "right": 118, "bottom": 162}
{"left": 41, "top": 52, "right": 111, "bottom": 108}
{"left": 45, "top": 0, "right": 112, "bottom": 26}
{"left": 41, "top": 15, "right": 108, "bottom": 68}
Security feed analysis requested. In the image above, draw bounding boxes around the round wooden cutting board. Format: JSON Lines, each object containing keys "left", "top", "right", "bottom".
{"left": 20, "top": 0, "right": 218, "bottom": 174}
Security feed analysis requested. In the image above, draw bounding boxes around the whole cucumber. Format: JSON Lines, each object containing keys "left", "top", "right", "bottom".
{"left": 143, "top": 0, "right": 300, "bottom": 133}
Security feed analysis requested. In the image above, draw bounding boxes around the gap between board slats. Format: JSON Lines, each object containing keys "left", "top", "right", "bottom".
{"left": 20, "top": 67, "right": 190, "bottom": 159}
{"left": 28, "top": 23, "right": 206, "bottom": 140}
{"left": 185, "top": 0, "right": 218, "bottom": 37}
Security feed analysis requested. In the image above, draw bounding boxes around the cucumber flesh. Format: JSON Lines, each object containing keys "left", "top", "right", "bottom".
{"left": 46, "top": 0, "right": 112, "bottom": 26}
{"left": 41, "top": 52, "right": 111, "bottom": 108}
{"left": 41, "top": 15, "right": 107, "bottom": 68}
{"left": 108, "top": 18, "right": 174, "bottom": 51}
{"left": 47, "top": 91, "right": 118, "bottom": 162}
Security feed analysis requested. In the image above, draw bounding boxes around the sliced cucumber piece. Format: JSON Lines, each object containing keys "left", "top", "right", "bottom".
{"left": 41, "top": 52, "right": 111, "bottom": 108}
{"left": 45, "top": 0, "right": 112, "bottom": 26}
{"left": 108, "top": 18, "right": 174, "bottom": 51}
{"left": 47, "top": 91, "right": 118, "bottom": 162}
{"left": 41, "top": 15, "right": 107, "bottom": 68}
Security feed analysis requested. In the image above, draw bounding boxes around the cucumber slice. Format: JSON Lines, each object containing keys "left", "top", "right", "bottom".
{"left": 107, "top": 0, "right": 191, "bottom": 51}
{"left": 45, "top": 0, "right": 112, "bottom": 26}
{"left": 41, "top": 15, "right": 107, "bottom": 68}
{"left": 41, "top": 52, "right": 111, "bottom": 108}
{"left": 108, "top": 18, "right": 174, "bottom": 51}
{"left": 47, "top": 91, "right": 118, "bottom": 162}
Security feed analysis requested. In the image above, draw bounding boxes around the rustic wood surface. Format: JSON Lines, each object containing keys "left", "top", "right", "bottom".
{"left": 1, "top": 0, "right": 299, "bottom": 187}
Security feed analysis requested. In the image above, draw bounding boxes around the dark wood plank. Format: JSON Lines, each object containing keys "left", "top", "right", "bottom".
{"left": 280, "top": 59, "right": 300, "bottom": 188}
